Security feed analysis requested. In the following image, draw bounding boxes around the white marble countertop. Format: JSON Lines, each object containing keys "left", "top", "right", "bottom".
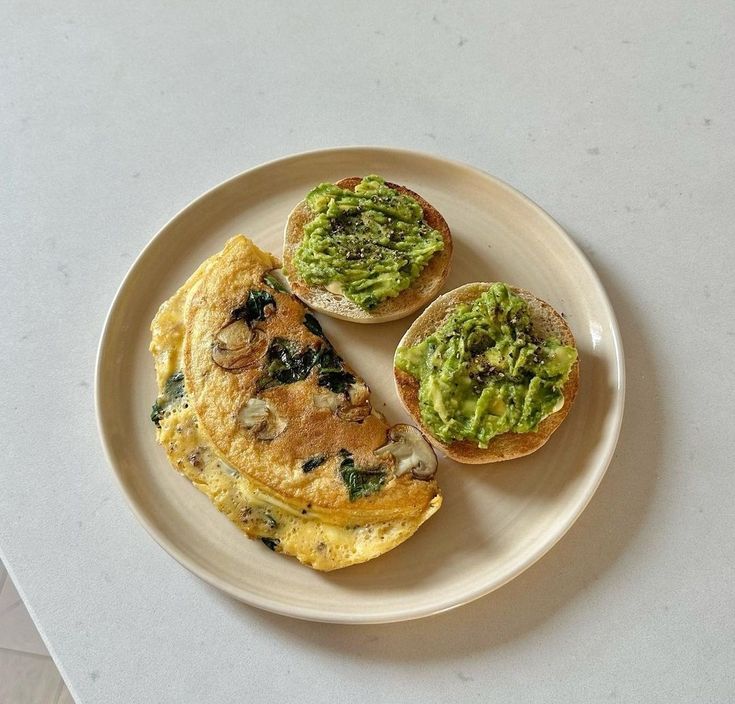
{"left": 2, "top": 1, "right": 733, "bottom": 702}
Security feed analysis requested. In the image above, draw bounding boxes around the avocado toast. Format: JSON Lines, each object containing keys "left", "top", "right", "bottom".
{"left": 283, "top": 175, "right": 452, "bottom": 323}
{"left": 394, "top": 282, "right": 579, "bottom": 463}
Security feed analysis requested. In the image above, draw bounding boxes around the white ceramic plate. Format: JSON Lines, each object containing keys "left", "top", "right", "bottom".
{"left": 96, "top": 147, "right": 624, "bottom": 624}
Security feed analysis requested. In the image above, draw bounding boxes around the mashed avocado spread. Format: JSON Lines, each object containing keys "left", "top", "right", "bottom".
{"left": 293, "top": 175, "right": 444, "bottom": 311}
{"left": 395, "top": 284, "right": 577, "bottom": 448}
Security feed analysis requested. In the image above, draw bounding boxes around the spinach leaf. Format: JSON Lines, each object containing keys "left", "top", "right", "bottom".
{"left": 255, "top": 330, "right": 355, "bottom": 394}
{"left": 261, "top": 537, "right": 280, "bottom": 551}
{"left": 303, "top": 312, "right": 326, "bottom": 338}
{"left": 150, "top": 371, "right": 185, "bottom": 427}
{"left": 316, "top": 347, "right": 355, "bottom": 393}
{"left": 231, "top": 290, "right": 275, "bottom": 323}
{"left": 150, "top": 402, "right": 165, "bottom": 427}
{"left": 339, "top": 454, "right": 386, "bottom": 501}
{"left": 257, "top": 338, "right": 319, "bottom": 390}
{"left": 263, "top": 272, "right": 288, "bottom": 293}
{"left": 164, "top": 371, "right": 185, "bottom": 397}
{"left": 302, "top": 454, "right": 327, "bottom": 473}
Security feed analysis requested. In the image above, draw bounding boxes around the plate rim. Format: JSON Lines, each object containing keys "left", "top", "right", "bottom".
{"left": 95, "top": 145, "right": 626, "bottom": 624}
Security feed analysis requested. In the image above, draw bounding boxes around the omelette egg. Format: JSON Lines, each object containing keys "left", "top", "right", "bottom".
{"left": 150, "top": 237, "right": 441, "bottom": 570}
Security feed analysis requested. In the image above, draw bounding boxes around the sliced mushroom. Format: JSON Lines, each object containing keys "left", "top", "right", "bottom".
{"left": 336, "top": 381, "right": 372, "bottom": 422}
{"left": 347, "top": 381, "right": 370, "bottom": 407}
{"left": 336, "top": 401, "right": 371, "bottom": 422}
{"left": 312, "top": 381, "right": 372, "bottom": 422}
{"left": 238, "top": 397, "right": 269, "bottom": 428}
{"left": 211, "top": 320, "right": 267, "bottom": 371}
{"left": 374, "top": 424, "right": 438, "bottom": 480}
{"left": 312, "top": 388, "right": 341, "bottom": 412}
{"left": 216, "top": 319, "right": 251, "bottom": 348}
{"left": 237, "top": 397, "right": 286, "bottom": 441}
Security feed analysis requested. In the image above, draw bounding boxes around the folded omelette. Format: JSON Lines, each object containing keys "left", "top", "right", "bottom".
{"left": 150, "top": 235, "right": 441, "bottom": 570}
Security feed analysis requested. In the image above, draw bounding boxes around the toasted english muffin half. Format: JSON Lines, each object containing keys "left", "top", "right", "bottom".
{"left": 394, "top": 283, "right": 579, "bottom": 464}
{"left": 282, "top": 176, "right": 452, "bottom": 323}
